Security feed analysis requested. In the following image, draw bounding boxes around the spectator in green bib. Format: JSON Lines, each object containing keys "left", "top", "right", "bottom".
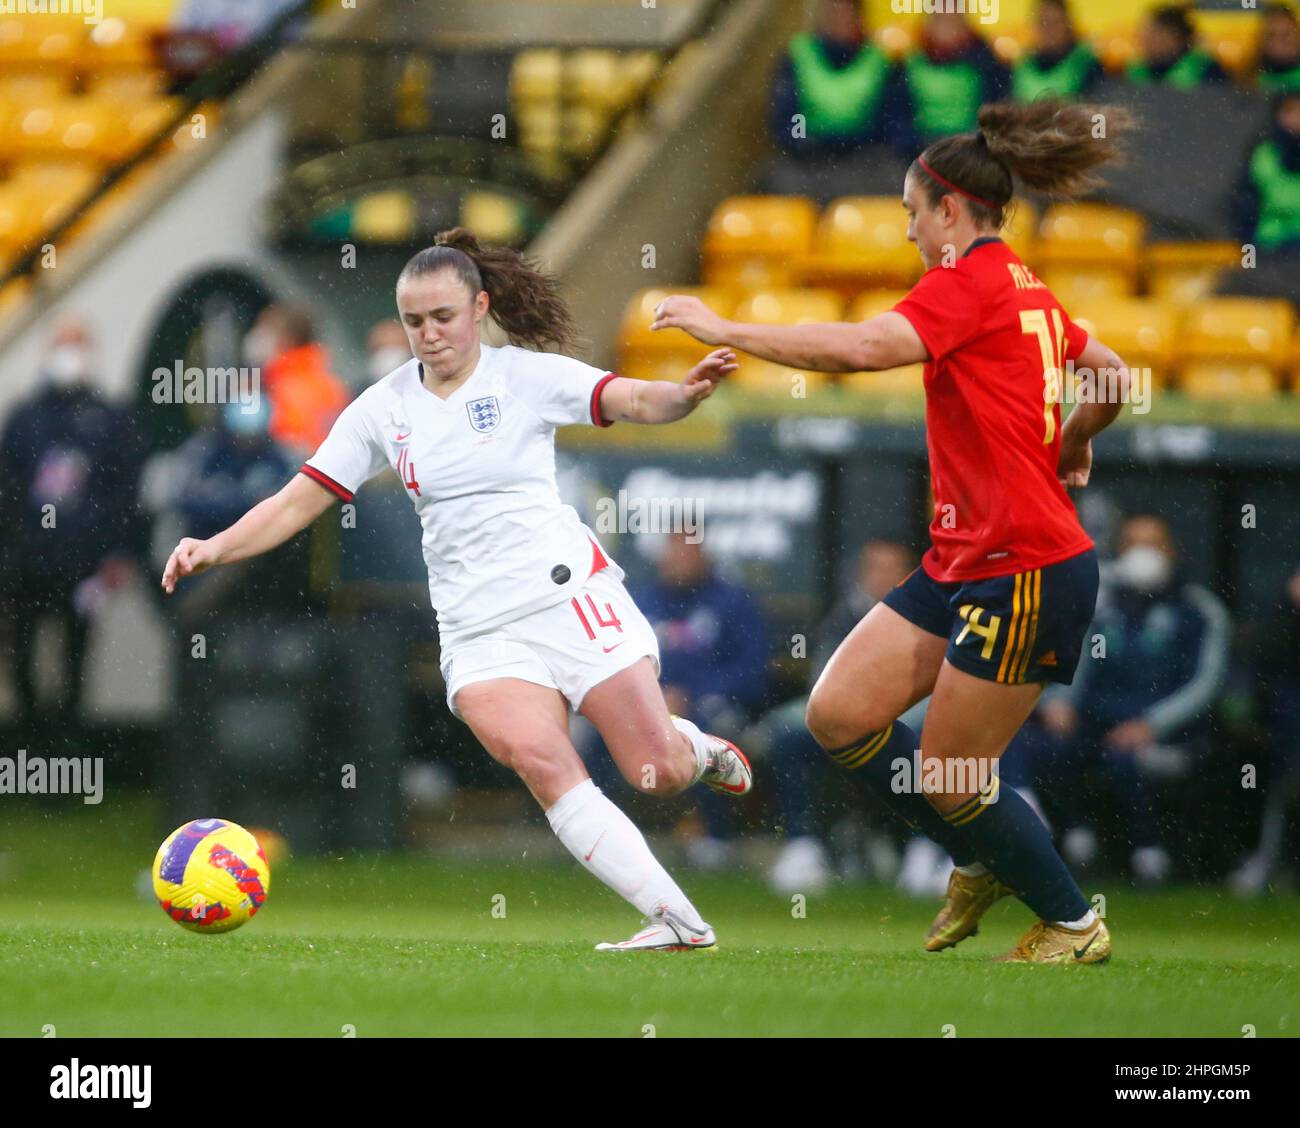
{"left": 1013, "top": 0, "right": 1104, "bottom": 102}
{"left": 769, "top": 0, "right": 911, "bottom": 159}
{"left": 1256, "top": 3, "right": 1300, "bottom": 94}
{"left": 1127, "top": 4, "right": 1230, "bottom": 89}
{"left": 903, "top": 12, "right": 1010, "bottom": 147}
{"left": 1233, "top": 92, "right": 1300, "bottom": 253}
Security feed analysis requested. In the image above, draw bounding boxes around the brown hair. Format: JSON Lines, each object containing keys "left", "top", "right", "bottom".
{"left": 910, "top": 99, "right": 1135, "bottom": 228}
{"left": 397, "top": 227, "right": 578, "bottom": 352}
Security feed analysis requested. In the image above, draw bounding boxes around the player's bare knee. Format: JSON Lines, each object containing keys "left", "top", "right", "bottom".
{"left": 806, "top": 692, "right": 889, "bottom": 752}
{"left": 620, "top": 736, "right": 692, "bottom": 796}
{"left": 500, "top": 738, "right": 567, "bottom": 792}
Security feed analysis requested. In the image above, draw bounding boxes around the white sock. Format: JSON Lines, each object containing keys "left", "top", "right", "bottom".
{"left": 670, "top": 715, "right": 711, "bottom": 783}
{"left": 545, "top": 779, "right": 703, "bottom": 923}
{"left": 1054, "top": 909, "right": 1097, "bottom": 931}
{"left": 955, "top": 862, "right": 989, "bottom": 877}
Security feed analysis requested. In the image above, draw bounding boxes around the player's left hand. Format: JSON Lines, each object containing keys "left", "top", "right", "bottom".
{"left": 1105, "top": 717, "right": 1155, "bottom": 752}
{"left": 652, "top": 296, "right": 730, "bottom": 346}
{"left": 682, "top": 349, "right": 738, "bottom": 404}
{"left": 1057, "top": 435, "right": 1092, "bottom": 489}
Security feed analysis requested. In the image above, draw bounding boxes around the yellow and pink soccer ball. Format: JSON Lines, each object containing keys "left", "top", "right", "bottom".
{"left": 152, "top": 818, "right": 271, "bottom": 933}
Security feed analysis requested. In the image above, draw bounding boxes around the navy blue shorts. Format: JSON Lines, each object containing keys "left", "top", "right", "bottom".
{"left": 882, "top": 550, "right": 1099, "bottom": 686}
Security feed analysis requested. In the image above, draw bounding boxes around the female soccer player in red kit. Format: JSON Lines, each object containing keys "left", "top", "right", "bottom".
{"left": 654, "top": 100, "right": 1135, "bottom": 963}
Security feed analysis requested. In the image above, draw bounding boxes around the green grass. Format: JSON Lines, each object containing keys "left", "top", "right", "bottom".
{"left": 1, "top": 802, "right": 1297, "bottom": 1037}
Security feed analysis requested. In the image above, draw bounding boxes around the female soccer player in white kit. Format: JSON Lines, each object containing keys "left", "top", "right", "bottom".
{"left": 161, "top": 229, "right": 752, "bottom": 951}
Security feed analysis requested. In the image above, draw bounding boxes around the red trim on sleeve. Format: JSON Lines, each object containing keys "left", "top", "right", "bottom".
{"left": 589, "top": 372, "right": 619, "bottom": 428}
{"left": 299, "top": 464, "right": 353, "bottom": 502}
{"left": 588, "top": 537, "right": 610, "bottom": 578}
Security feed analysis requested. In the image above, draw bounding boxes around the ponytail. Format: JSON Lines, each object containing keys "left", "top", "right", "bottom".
{"left": 911, "top": 99, "right": 1135, "bottom": 227}
{"left": 397, "top": 227, "right": 578, "bottom": 352}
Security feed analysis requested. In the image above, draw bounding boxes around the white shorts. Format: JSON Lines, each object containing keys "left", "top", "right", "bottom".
{"left": 439, "top": 569, "right": 661, "bottom": 720}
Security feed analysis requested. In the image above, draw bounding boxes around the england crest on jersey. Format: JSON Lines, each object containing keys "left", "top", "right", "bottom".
{"left": 466, "top": 396, "right": 501, "bottom": 433}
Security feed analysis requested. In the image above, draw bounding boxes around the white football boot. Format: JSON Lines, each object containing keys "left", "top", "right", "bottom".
{"left": 595, "top": 905, "right": 717, "bottom": 952}
{"left": 699, "top": 733, "right": 753, "bottom": 797}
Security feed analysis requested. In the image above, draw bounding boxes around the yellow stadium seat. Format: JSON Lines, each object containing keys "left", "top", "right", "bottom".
{"left": 9, "top": 157, "right": 102, "bottom": 196}
{"left": 702, "top": 196, "right": 818, "bottom": 291}
{"left": 1002, "top": 198, "right": 1038, "bottom": 264}
{"left": 847, "top": 289, "right": 910, "bottom": 322}
{"left": 1096, "top": 31, "right": 1137, "bottom": 75}
{"left": 561, "top": 104, "right": 612, "bottom": 158}
{"left": 1145, "top": 242, "right": 1240, "bottom": 308}
{"left": 733, "top": 289, "right": 843, "bottom": 326}
{"left": 0, "top": 183, "right": 46, "bottom": 250}
{"left": 0, "top": 16, "right": 84, "bottom": 70}
{"left": 78, "top": 17, "right": 156, "bottom": 71}
{"left": 731, "top": 359, "right": 831, "bottom": 395}
{"left": 1180, "top": 362, "right": 1282, "bottom": 401}
{"left": 1037, "top": 266, "right": 1135, "bottom": 308}
{"left": 1179, "top": 297, "right": 1295, "bottom": 368}
{"left": 619, "top": 354, "right": 711, "bottom": 383}
{"left": 618, "top": 286, "right": 737, "bottom": 357}
{"left": 1069, "top": 298, "right": 1177, "bottom": 383}
{"left": 512, "top": 49, "right": 562, "bottom": 105}
{"left": 794, "top": 196, "right": 921, "bottom": 294}
{"left": 729, "top": 289, "right": 843, "bottom": 392}
{"left": 872, "top": 24, "right": 916, "bottom": 60}
{"left": 568, "top": 50, "right": 653, "bottom": 113}
{"left": 0, "top": 69, "right": 74, "bottom": 105}
{"left": 2, "top": 97, "right": 156, "bottom": 162}
{"left": 1200, "top": 14, "right": 1257, "bottom": 78}
{"left": 85, "top": 68, "right": 167, "bottom": 101}
{"left": 1036, "top": 204, "right": 1147, "bottom": 280}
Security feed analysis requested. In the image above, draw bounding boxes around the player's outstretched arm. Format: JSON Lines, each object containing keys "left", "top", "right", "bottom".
{"left": 161, "top": 473, "right": 337, "bottom": 594}
{"left": 1058, "top": 335, "right": 1131, "bottom": 489}
{"left": 651, "top": 295, "right": 927, "bottom": 373}
{"left": 599, "top": 348, "right": 739, "bottom": 425}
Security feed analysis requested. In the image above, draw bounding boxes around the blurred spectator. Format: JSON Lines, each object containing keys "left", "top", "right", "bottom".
{"left": 1126, "top": 5, "right": 1230, "bottom": 88}
{"left": 0, "top": 315, "right": 144, "bottom": 734}
{"left": 1232, "top": 92, "right": 1300, "bottom": 253}
{"left": 903, "top": 13, "right": 1011, "bottom": 146}
{"left": 638, "top": 532, "right": 770, "bottom": 868}
{"left": 174, "top": 0, "right": 303, "bottom": 51}
{"left": 1229, "top": 564, "right": 1300, "bottom": 895}
{"left": 760, "top": 539, "right": 915, "bottom": 893}
{"left": 140, "top": 398, "right": 308, "bottom": 621}
{"left": 245, "top": 303, "right": 350, "bottom": 458}
{"left": 367, "top": 318, "right": 412, "bottom": 384}
{"left": 768, "top": 0, "right": 911, "bottom": 159}
{"left": 1257, "top": 4, "right": 1300, "bottom": 94}
{"left": 1036, "top": 515, "right": 1231, "bottom": 885}
{"left": 1012, "top": 0, "right": 1104, "bottom": 102}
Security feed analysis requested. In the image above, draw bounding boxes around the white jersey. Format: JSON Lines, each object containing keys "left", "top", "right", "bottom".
{"left": 302, "top": 344, "right": 622, "bottom": 638}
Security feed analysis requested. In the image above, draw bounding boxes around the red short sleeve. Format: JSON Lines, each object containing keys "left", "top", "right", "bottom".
{"left": 891, "top": 266, "right": 985, "bottom": 361}
{"left": 1063, "top": 313, "right": 1090, "bottom": 363}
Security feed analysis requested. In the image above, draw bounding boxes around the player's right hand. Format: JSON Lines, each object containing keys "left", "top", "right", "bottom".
{"left": 161, "top": 537, "right": 217, "bottom": 594}
{"left": 651, "top": 296, "right": 729, "bottom": 346}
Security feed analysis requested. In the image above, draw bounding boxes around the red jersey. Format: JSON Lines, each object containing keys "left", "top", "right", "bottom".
{"left": 892, "top": 238, "right": 1094, "bottom": 583}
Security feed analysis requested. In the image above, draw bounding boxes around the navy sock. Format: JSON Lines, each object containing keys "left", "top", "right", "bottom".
{"left": 943, "top": 775, "right": 1089, "bottom": 922}
{"left": 826, "top": 721, "right": 976, "bottom": 867}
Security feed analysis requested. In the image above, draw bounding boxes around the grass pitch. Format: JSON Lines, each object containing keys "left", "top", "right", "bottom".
{"left": 1, "top": 802, "right": 1297, "bottom": 1037}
